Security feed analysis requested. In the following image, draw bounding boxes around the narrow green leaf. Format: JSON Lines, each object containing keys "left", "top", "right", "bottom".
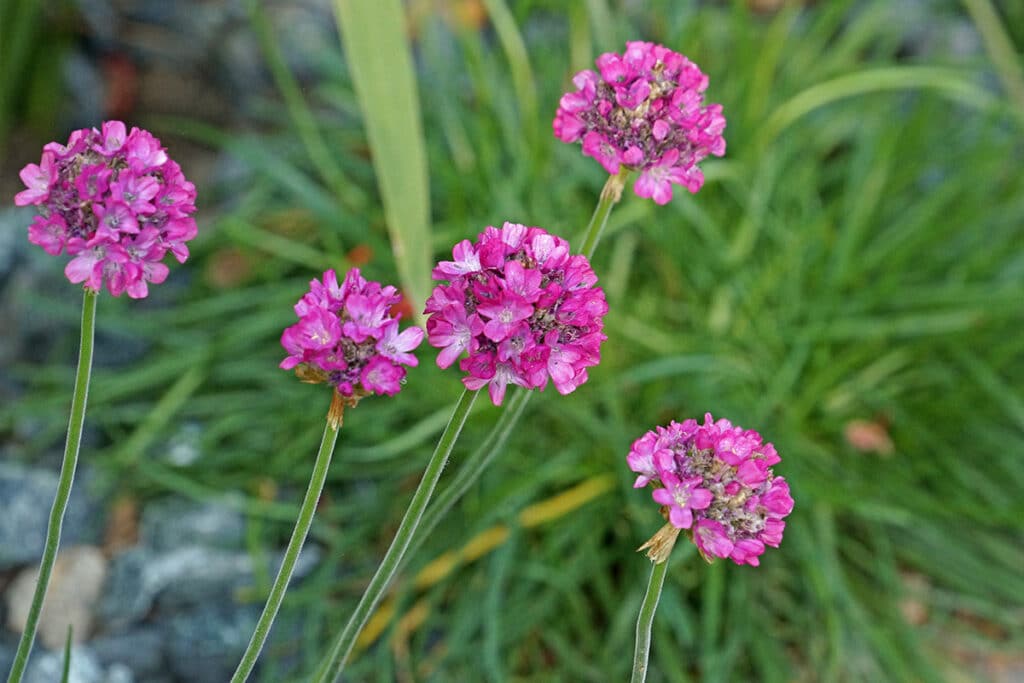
{"left": 61, "top": 625, "right": 73, "bottom": 683}
{"left": 333, "top": 0, "right": 432, "bottom": 323}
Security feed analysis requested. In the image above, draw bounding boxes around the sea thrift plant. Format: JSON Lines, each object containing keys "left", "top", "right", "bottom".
{"left": 15, "top": 121, "right": 197, "bottom": 298}
{"left": 280, "top": 268, "right": 424, "bottom": 405}
{"left": 7, "top": 122, "right": 197, "bottom": 683}
{"left": 628, "top": 413, "right": 794, "bottom": 566}
{"left": 231, "top": 268, "right": 423, "bottom": 682}
{"left": 424, "top": 221, "right": 608, "bottom": 406}
{"left": 553, "top": 41, "right": 726, "bottom": 204}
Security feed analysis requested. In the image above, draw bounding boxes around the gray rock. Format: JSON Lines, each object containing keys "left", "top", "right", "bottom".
{"left": 89, "top": 627, "right": 165, "bottom": 680}
{"left": 162, "top": 422, "right": 204, "bottom": 467}
{"left": 23, "top": 645, "right": 104, "bottom": 683}
{"left": 0, "top": 207, "right": 30, "bottom": 283}
{"left": 103, "top": 664, "right": 135, "bottom": 683}
{"left": 5, "top": 546, "right": 108, "bottom": 649}
{"left": 268, "top": 2, "right": 337, "bottom": 81}
{"left": 152, "top": 546, "right": 257, "bottom": 611}
{"left": 63, "top": 50, "right": 107, "bottom": 131}
{"left": 98, "top": 543, "right": 322, "bottom": 628}
{"left": 0, "top": 463, "right": 101, "bottom": 571}
{"left": 0, "top": 640, "right": 15, "bottom": 678}
{"left": 140, "top": 497, "right": 243, "bottom": 551}
{"left": 161, "top": 605, "right": 260, "bottom": 683}
{"left": 96, "top": 549, "right": 152, "bottom": 629}
{"left": 155, "top": 543, "right": 323, "bottom": 612}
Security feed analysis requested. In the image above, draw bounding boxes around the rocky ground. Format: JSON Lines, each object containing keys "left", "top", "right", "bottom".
{"left": 0, "top": 462, "right": 322, "bottom": 682}
{"left": 1, "top": 1, "right": 336, "bottom": 681}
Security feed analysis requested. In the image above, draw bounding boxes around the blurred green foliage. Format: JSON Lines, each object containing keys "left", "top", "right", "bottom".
{"left": 0, "top": 0, "right": 74, "bottom": 156}
{"left": 4, "top": 0, "right": 1023, "bottom": 681}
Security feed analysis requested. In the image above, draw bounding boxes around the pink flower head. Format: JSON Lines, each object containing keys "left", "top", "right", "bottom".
{"left": 424, "top": 222, "right": 607, "bottom": 406}
{"left": 14, "top": 121, "right": 197, "bottom": 298}
{"left": 627, "top": 413, "right": 793, "bottom": 566}
{"left": 553, "top": 42, "right": 726, "bottom": 200}
{"left": 280, "top": 268, "right": 424, "bottom": 400}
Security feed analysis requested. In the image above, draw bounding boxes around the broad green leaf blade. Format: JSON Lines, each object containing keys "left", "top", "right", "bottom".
{"left": 333, "top": 0, "right": 431, "bottom": 323}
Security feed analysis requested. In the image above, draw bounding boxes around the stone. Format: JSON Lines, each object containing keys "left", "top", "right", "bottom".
{"left": 162, "top": 422, "right": 203, "bottom": 467}
{"left": 0, "top": 463, "right": 101, "bottom": 570}
{"left": 89, "top": 627, "right": 164, "bottom": 681}
{"left": 0, "top": 639, "right": 15, "bottom": 678}
{"left": 98, "top": 543, "right": 322, "bottom": 628}
{"left": 140, "top": 497, "right": 243, "bottom": 551}
{"left": 0, "top": 207, "right": 30, "bottom": 285}
{"left": 5, "top": 546, "right": 108, "bottom": 649}
{"left": 95, "top": 548, "right": 152, "bottom": 629}
{"left": 155, "top": 543, "right": 323, "bottom": 612}
{"left": 23, "top": 644, "right": 104, "bottom": 683}
{"left": 161, "top": 604, "right": 260, "bottom": 683}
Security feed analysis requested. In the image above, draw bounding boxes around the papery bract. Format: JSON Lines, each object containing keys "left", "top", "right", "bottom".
{"left": 425, "top": 222, "right": 607, "bottom": 406}
{"left": 628, "top": 413, "right": 793, "bottom": 566}
{"left": 15, "top": 121, "right": 197, "bottom": 298}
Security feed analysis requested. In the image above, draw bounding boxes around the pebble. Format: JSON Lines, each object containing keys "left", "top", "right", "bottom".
{"left": 22, "top": 644, "right": 104, "bottom": 683}
{"left": 5, "top": 546, "right": 108, "bottom": 649}
{"left": 140, "top": 497, "right": 244, "bottom": 551}
{"left": 98, "top": 543, "right": 322, "bottom": 628}
{"left": 161, "top": 604, "right": 260, "bottom": 683}
{"left": 0, "top": 464, "right": 101, "bottom": 571}
{"left": 90, "top": 628, "right": 165, "bottom": 681}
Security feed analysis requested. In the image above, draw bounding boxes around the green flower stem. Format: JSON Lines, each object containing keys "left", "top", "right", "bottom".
{"left": 390, "top": 173, "right": 627, "bottom": 591}
{"left": 580, "top": 167, "right": 631, "bottom": 259}
{"left": 631, "top": 557, "right": 670, "bottom": 683}
{"left": 314, "top": 388, "right": 479, "bottom": 681}
{"left": 7, "top": 289, "right": 97, "bottom": 683}
{"left": 311, "top": 177, "right": 625, "bottom": 678}
{"left": 398, "top": 386, "right": 532, "bottom": 574}
{"left": 229, "top": 417, "right": 341, "bottom": 683}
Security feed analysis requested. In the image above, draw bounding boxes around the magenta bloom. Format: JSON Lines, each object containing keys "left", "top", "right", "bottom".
{"left": 281, "top": 268, "right": 423, "bottom": 399}
{"left": 14, "top": 121, "right": 197, "bottom": 298}
{"left": 424, "top": 222, "right": 607, "bottom": 406}
{"left": 553, "top": 42, "right": 726, "bottom": 203}
{"left": 627, "top": 414, "right": 794, "bottom": 566}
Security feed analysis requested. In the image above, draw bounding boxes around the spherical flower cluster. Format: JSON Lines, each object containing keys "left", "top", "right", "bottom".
{"left": 425, "top": 222, "right": 607, "bottom": 406}
{"left": 14, "top": 121, "right": 197, "bottom": 298}
{"left": 628, "top": 414, "right": 794, "bottom": 566}
{"left": 280, "top": 268, "right": 424, "bottom": 399}
{"left": 553, "top": 41, "right": 726, "bottom": 204}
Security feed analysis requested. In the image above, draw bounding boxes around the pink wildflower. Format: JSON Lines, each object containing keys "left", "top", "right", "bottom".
{"left": 627, "top": 413, "right": 794, "bottom": 566}
{"left": 424, "top": 222, "right": 607, "bottom": 406}
{"left": 553, "top": 42, "right": 726, "bottom": 200}
{"left": 280, "top": 268, "right": 423, "bottom": 401}
{"left": 14, "top": 121, "right": 197, "bottom": 298}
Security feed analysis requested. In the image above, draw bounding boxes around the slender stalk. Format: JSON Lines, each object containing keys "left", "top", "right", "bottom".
{"left": 314, "top": 388, "right": 479, "bottom": 681}
{"left": 311, "top": 176, "right": 626, "bottom": 677}
{"left": 7, "top": 289, "right": 97, "bottom": 683}
{"left": 388, "top": 171, "right": 628, "bottom": 599}
{"left": 403, "top": 387, "right": 532, "bottom": 567}
{"left": 230, "top": 417, "right": 341, "bottom": 683}
{"left": 580, "top": 167, "right": 631, "bottom": 259}
{"left": 631, "top": 557, "right": 670, "bottom": 683}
